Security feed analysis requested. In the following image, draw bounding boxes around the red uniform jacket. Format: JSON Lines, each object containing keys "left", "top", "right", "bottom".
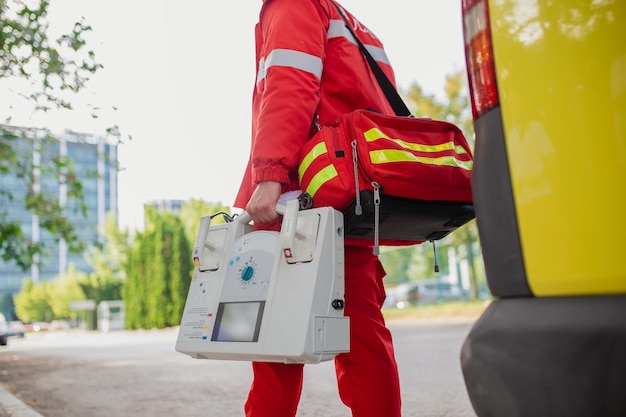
{"left": 234, "top": 0, "right": 397, "bottom": 209}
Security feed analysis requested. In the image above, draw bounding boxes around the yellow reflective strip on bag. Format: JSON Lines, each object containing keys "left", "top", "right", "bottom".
{"left": 363, "top": 127, "right": 469, "bottom": 155}
{"left": 298, "top": 141, "right": 329, "bottom": 180}
{"left": 305, "top": 164, "right": 339, "bottom": 197}
{"left": 369, "top": 149, "right": 473, "bottom": 170}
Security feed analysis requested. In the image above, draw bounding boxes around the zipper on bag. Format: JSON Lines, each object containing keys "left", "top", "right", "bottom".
{"left": 372, "top": 181, "right": 381, "bottom": 256}
{"left": 346, "top": 112, "right": 364, "bottom": 216}
{"left": 351, "top": 139, "right": 362, "bottom": 215}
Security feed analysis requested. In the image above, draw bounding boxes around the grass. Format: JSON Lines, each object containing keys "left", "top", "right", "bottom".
{"left": 382, "top": 299, "right": 491, "bottom": 321}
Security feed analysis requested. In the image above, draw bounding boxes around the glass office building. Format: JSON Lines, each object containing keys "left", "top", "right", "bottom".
{"left": 0, "top": 127, "right": 118, "bottom": 297}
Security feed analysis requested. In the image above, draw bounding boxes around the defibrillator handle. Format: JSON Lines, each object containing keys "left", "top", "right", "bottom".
{"left": 236, "top": 211, "right": 252, "bottom": 225}
{"left": 236, "top": 200, "right": 307, "bottom": 262}
{"left": 192, "top": 194, "right": 306, "bottom": 268}
{"left": 192, "top": 215, "right": 212, "bottom": 267}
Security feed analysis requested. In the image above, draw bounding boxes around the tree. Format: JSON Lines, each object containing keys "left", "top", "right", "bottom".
{"left": 379, "top": 241, "right": 452, "bottom": 288}
{"left": 0, "top": 0, "right": 103, "bottom": 269}
{"left": 13, "top": 266, "right": 87, "bottom": 322}
{"left": 379, "top": 247, "right": 415, "bottom": 287}
{"left": 403, "top": 70, "right": 475, "bottom": 147}
{"left": 123, "top": 234, "right": 149, "bottom": 329}
{"left": 14, "top": 279, "right": 52, "bottom": 322}
{"left": 10, "top": 214, "right": 128, "bottom": 324}
{"left": 47, "top": 265, "right": 87, "bottom": 319}
{"left": 80, "top": 213, "right": 128, "bottom": 303}
{"left": 1, "top": 125, "right": 88, "bottom": 268}
{"left": 163, "top": 213, "right": 192, "bottom": 325}
{"left": 123, "top": 207, "right": 192, "bottom": 329}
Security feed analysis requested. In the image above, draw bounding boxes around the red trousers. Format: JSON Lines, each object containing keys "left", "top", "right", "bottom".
{"left": 244, "top": 245, "right": 402, "bottom": 417}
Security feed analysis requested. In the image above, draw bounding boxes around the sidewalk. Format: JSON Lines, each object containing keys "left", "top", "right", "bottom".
{"left": 0, "top": 385, "right": 44, "bottom": 417}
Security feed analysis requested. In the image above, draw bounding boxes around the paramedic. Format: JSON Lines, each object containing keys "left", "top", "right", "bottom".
{"left": 234, "top": 1, "right": 402, "bottom": 416}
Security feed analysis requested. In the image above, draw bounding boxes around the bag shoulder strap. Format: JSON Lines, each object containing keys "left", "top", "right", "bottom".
{"left": 330, "top": 1, "right": 412, "bottom": 117}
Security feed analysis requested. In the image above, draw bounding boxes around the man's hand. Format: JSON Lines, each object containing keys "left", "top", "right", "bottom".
{"left": 246, "top": 181, "right": 282, "bottom": 224}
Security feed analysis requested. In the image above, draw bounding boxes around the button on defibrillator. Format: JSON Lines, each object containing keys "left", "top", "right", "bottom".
{"left": 241, "top": 265, "right": 255, "bottom": 281}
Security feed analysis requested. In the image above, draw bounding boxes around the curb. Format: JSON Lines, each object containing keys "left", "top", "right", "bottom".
{"left": 0, "top": 385, "right": 45, "bottom": 417}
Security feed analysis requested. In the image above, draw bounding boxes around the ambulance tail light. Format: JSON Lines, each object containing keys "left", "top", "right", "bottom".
{"left": 462, "top": 0, "right": 499, "bottom": 119}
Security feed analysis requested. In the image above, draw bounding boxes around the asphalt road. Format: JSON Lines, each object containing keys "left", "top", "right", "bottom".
{"left": 0, "top": 319, "right": 477, "bottom": 417}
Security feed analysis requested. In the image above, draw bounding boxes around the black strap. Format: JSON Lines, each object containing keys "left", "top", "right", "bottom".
{"left": 331, "top": 1, "right": 412, "bottom": 117}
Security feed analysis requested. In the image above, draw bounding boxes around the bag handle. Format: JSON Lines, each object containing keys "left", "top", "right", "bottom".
{"left": 330, "top": 1, "right": 412, "bottom": 117}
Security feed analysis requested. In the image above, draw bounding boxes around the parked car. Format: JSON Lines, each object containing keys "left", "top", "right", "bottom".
{"left": 0, "top": 313, "right": 9, "bottom": 346}
{"left": 386, "top": 279, "right": 469, "bottom": 309}
{"left": 49, "top": 319, "right": 70, "bottom": 332}
{"left": 8, "top": 320, "right": 26, "bottom": 338}
{"left": 24, "top": 321, "right": 50, "bottom": 332}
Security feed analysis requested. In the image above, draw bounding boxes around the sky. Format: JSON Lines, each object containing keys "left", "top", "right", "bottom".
{"left": 5, "top": 0, "right": 466, "bottom": 231}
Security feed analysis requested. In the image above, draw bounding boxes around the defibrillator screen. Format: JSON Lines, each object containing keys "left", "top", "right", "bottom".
{"left": 211, "top": 301, "right": 265, "bottom": 342}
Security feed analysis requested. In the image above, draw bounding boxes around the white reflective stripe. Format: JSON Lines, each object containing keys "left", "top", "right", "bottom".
{"left": 365, "top": 45, "right": 390, "bottom": 66}
{"left": 328, "top": 19, "right": 349, "bottom": 40}
{"left": 327, "top": 19, "right": 391, "bottom": 66}
{"left": 256, "top": 49, "right": 323, "bottom": 83}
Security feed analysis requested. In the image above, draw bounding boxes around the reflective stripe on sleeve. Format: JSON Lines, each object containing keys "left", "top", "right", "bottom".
{"left": 257, "top": 49, "right": 323, "bottom": 84}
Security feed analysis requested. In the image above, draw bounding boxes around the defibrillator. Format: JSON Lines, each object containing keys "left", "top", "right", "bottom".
{"left": 175, "top": 199, "right": 349, "bottom": 364}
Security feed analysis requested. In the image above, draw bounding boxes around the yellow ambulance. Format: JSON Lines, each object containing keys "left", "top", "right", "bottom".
{"left": 460, "top": 1, "right": 626, "bottom": 415}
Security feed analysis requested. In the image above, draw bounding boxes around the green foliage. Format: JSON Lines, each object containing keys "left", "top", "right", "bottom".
{"left": 47, "top": 266, "right": 87, "bottom": 318}
{"left": 11, "top": 214, "right": 128, "bottom": 323}
{"left": 166, "top": 218, "right": 193, "bottom": 325}
{"left": 78, "top": 273, "right": 123, "bottom": 306}
{"left": 0, "top": 0, "right": 103, "bottom": 270}
{"left": 123, "top": 207, "right": 192, "bottom": 329}
{"left": 379, "top": 247, "right": 415, "bottom": 286}
{"left": 14, "top": 279, "right": 52, "bottom": 322}
{"left": 13, "top": 266, "right": 87, "bottom": 321}
{"left": 123, "top": 238, "right": 148, "bottom": 330}
{"left": 149, "top": 210, "right": 170, "bottom": 328}
{"left": 380, "top": 242, "right": 452, "bottom": 288}
{"left": 406, "top": 242, "right": 450, "bottom": 280}
{"left": 438, "top": 219, "right": 486, "bottom": 299}
{"left": 81, "top": 213, "right": 128, "bottom": 302}
{"left": 0, "top": 0, "right": 101, "bottom": 111}
{"left": 0, "top": 126, "right": 88, "bottom": 269}
{"left": 402, "top": 70, "right": 475, "bottom": 148}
